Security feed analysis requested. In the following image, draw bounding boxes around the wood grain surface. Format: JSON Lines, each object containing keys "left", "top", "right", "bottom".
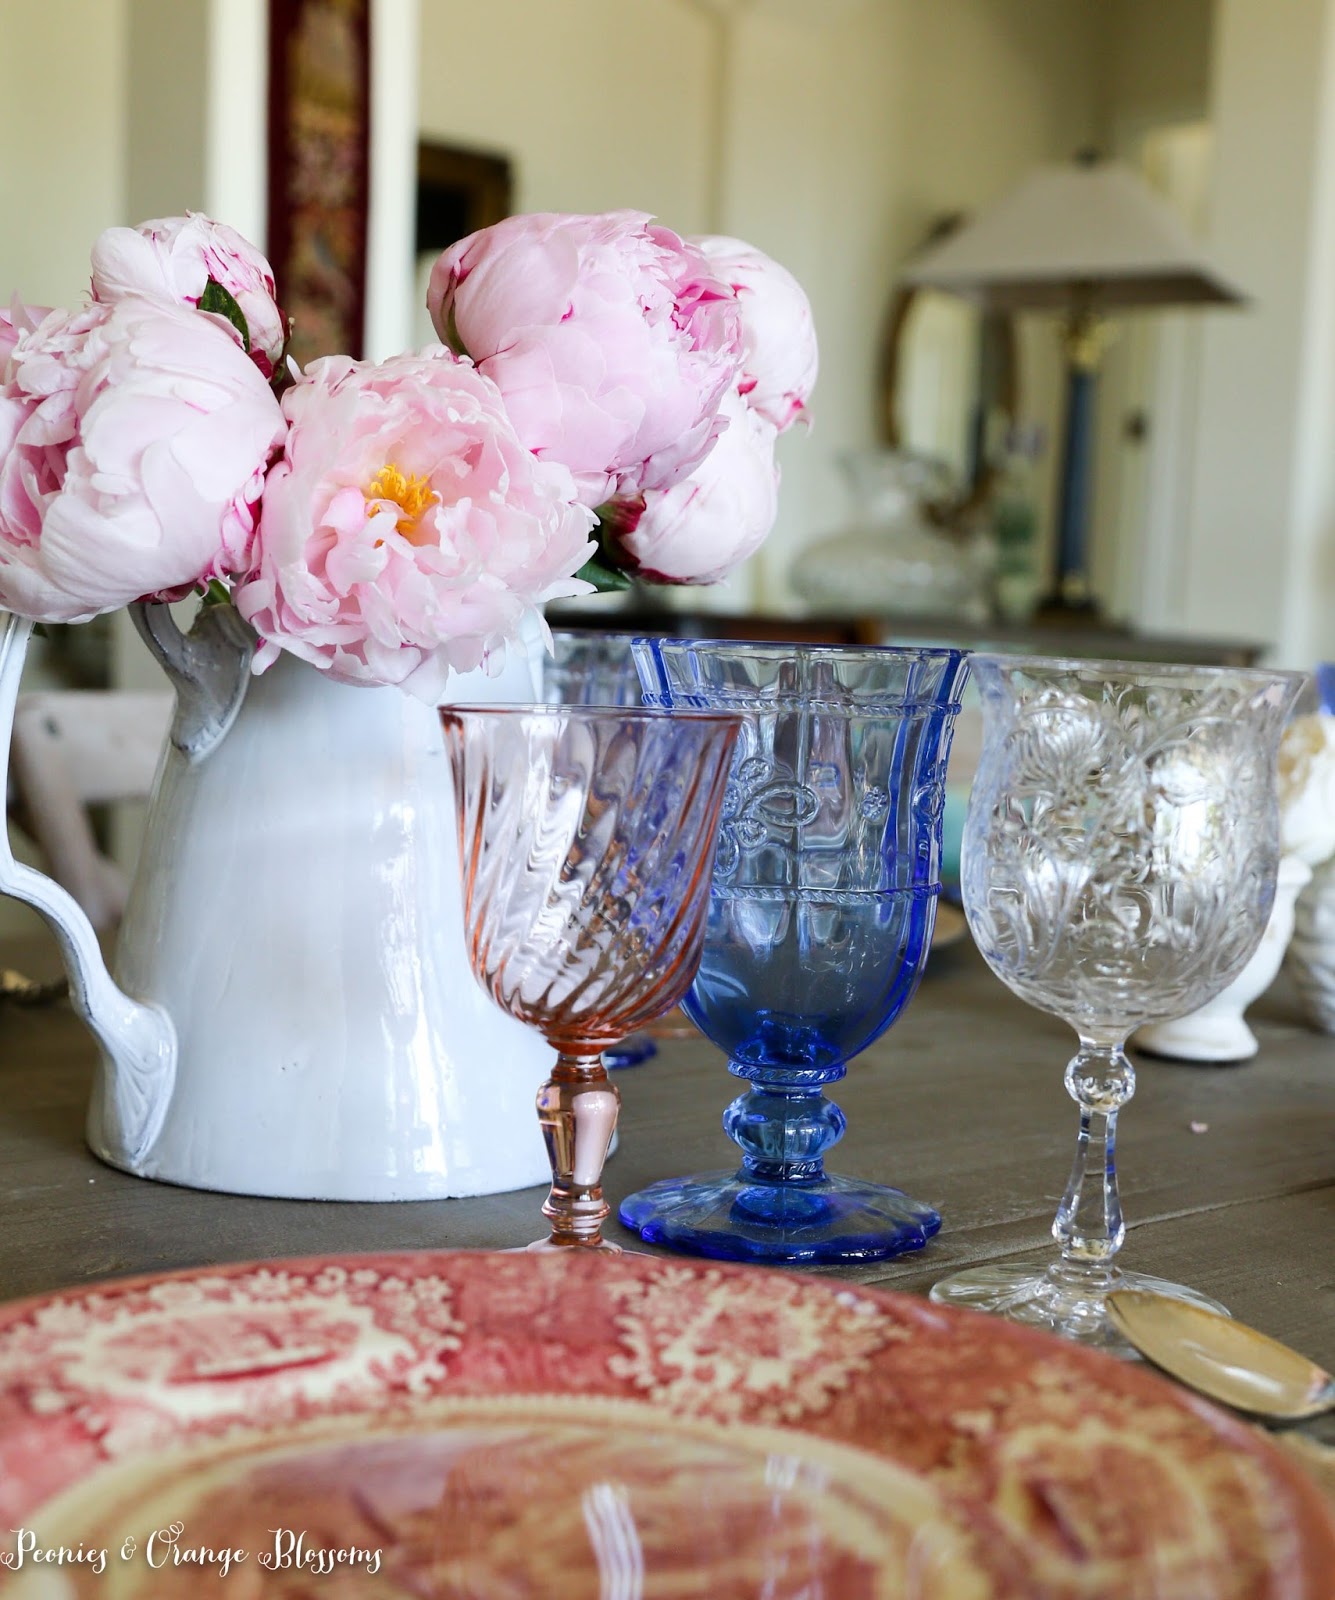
{"left": 0, "top": 931, "right": 1331, "bottom": 1464}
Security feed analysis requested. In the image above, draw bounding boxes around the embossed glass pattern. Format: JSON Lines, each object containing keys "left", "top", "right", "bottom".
{"left": 618, "top": 641, "right": 970, "bottom": 1263}
{"left": 441, "top": 704, "right": 739, "bottom": 1251}
{"left": 542, "top": 632, "right": 658, "bottom": 1069}
{"left": 930, "top": 654, "right": 1305, "bottom": 1349}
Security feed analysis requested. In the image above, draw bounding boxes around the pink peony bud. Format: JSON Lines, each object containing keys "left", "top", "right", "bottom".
{"left": 692, "top": 236, "right": 818, "bottom": 432}
{"left": 607, "top": 386, "right": 779, "bottom": 585}
{"left": 92, "top": 213, "right": 288, "bottom": 377}
{"left": 427, "top": 210, "right": 742, "bottom": 507}
{"left": 0, "top": 297, "right": 286, "bottom": 623}
{"left": 233, "top": 348, "right": 597, "bottom": 699}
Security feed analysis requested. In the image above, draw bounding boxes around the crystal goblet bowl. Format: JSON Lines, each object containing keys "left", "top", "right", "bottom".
{"left": 617, "top": 639, "right": 971, "bottom": 1264}
{"left": 440, "top": 703, "right": 739, "bottom": 1252}
{"left": 930, "top": 653, "right": 1305, "bottom": 1350}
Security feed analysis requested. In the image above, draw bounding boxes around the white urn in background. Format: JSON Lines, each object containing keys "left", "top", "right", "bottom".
{"left": 1288, "top": 854, "right": 1335, "bottom": 1031}
{"left": 1281, "top": 712, "right": 1335, "bottom": 1033}
{"left": 1137, "top": 709, "right": 1335, "bottom": 1063}
{"left": 1135, "top": 855, "right": 1312, "bottom": 1062}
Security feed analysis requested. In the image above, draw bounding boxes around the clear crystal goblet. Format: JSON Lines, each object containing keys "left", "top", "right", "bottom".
{"left": 930, "top": 654, "right": 1304, "bottom": 1350}
{"left": 618, "top": 640, "right": 971, "bottom": 1263}
{"left": 440, "top": 704, "right": 740, "bottom": 1252}
{"left": 542, "top": 632, "right": 658, "bottom": 1068}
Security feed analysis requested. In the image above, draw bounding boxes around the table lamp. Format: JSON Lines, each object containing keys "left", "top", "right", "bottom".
{"left": 901, "top": 152, "right": 1245, "bottom": 615}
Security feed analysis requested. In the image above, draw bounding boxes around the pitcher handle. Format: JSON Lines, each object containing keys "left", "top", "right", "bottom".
{"left": 0, "top": 612, "right": 176, "bottom": 1165}
{"left": 131, "top": 600, "right": 255, "bottom": 762}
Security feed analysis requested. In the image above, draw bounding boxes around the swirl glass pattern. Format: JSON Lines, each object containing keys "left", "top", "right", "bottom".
{"left": 542, "top": 631, "right": 658, "bottom": 1068}
{"left": 618, "top": 641, "right": 971, "bottom": 1263}
{"left": 931, "top": 655, "right": 1305, "bottom": 1350}
{"left": 440, "top": 704, "right": 739, "bottom": 1252}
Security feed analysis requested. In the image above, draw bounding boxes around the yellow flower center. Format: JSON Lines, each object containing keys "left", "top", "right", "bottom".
{"left": 366, "top": 463, "right": 437, "bottom": 542}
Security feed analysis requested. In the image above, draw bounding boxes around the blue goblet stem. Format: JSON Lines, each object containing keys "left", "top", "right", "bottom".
{"left": 722, "top": 1062, "right": 847, "bottom": 1184}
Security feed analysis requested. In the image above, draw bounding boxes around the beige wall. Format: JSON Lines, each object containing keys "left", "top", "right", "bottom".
{"left": 1099, "top": 0, "right": 1216, "bottom": 146}
{"left": 1085, "top": 0, "right": 1215, "bottom": 622}
{"left": 417, "top": 0, "right": 716, "bottom": 230}
{"left": 0, "top": 0, "right": 129, "bottom": 307}
{"left": 1181, "top": 0, "right": 1335, "bottom": 663}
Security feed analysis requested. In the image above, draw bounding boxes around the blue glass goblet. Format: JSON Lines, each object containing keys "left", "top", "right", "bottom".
{"left": 619, "top": 641, "right": 970, "bottom": 1263}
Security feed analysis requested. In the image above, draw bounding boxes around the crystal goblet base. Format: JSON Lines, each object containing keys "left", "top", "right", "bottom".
{"left": 618, "top": 1061, "right": 940, "bottom": 1264}
{"left": 930, "top": 1263, "right": 1228, "bottom": 1357}
{"left": 930, "top": 1040, "right": 1229, "bottom": 1353}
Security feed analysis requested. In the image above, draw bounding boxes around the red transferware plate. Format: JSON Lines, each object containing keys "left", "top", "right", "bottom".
{"left": 0, "top": 1250, "right": 1330, "bottom": 1597}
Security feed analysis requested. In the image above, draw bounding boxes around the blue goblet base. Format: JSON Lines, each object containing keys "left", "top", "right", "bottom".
{"left": 618, "top": 1170, "right": 941, "bottom": 1264}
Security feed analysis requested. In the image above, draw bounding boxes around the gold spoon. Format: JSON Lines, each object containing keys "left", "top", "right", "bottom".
{"left": 1107, "top": 1290, "right": 1335, "bottom": 1422}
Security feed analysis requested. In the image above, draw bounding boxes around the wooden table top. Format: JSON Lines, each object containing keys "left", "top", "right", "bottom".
{"left": 1, "top": 930, "right": 1332, "bottom": 1463}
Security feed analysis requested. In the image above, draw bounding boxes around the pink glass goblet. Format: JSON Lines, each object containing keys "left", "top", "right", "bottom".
{"left": 440, "top": 704, "right": 740, "bottom": 1252}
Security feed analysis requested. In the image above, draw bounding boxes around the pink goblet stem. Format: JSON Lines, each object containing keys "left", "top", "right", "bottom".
{"left": 534, "top": 1051, "right": 622, "bottom": 1251}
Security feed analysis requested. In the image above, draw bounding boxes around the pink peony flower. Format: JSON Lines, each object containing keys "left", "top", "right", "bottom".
{"left": 607, "top": 387, "right": 778, "bottom": 585}
{"left": 0, "top": 301, "right": 48, "bottom": 371}
{"left": 426, "top": 210, "right": 742, "bottom": 507}
{"left": 693, "top": 236, "right": 817, "bottom": 432}
{"left": 233, "top": 348, "right": 597, "bottom": 699}
{"left": 91, "top": 213, "right": 288, "bottom": 378}
{"left": 0, "top": 296, "right": 286, "bottom": 623}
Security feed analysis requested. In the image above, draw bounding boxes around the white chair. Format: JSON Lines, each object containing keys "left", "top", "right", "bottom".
{"left": 8, "top": 691, "right": 173, "bottom": 932}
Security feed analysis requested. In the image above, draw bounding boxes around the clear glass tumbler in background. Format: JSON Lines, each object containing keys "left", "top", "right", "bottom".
{"left": 542, "top": 631, "right": 662, "bottom": 1067}
{"left": 440, "top": 703, "right": 740, "bottom": 1252}
{"left": 930, "top": 654, "right": 1304, "bottom": 1350}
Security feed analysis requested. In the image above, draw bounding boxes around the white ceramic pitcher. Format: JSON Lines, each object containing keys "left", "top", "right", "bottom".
{"left": 0, "top": 602, "right": 554, "bottom": 1200}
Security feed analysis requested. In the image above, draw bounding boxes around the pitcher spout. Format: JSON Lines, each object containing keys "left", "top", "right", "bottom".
{"left": 0, "top": 611, "right": 176, "bottom": 1166}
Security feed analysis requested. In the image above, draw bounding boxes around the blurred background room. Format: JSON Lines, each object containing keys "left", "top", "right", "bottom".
{"left": 3, "top": 0, "right": 1334, "bottom": 905}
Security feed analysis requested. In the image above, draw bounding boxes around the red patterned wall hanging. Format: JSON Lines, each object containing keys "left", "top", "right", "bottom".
{"left": 267, "top": 0, "right": 371, "bottom": 366}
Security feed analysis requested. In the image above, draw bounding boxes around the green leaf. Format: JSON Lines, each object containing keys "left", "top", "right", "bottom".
{"left": 575, "top": 557, "right": 633, "bottom": 593}
{"left": 199, "top": 279, "right": 251, "bottom": 352}
{"left": 200, "top": 578, "right": 232, "bottom": 608}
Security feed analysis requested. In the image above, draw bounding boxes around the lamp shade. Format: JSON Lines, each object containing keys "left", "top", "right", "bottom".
{"left": 901, "top": 160, "right": 1245, "bottom": 311}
